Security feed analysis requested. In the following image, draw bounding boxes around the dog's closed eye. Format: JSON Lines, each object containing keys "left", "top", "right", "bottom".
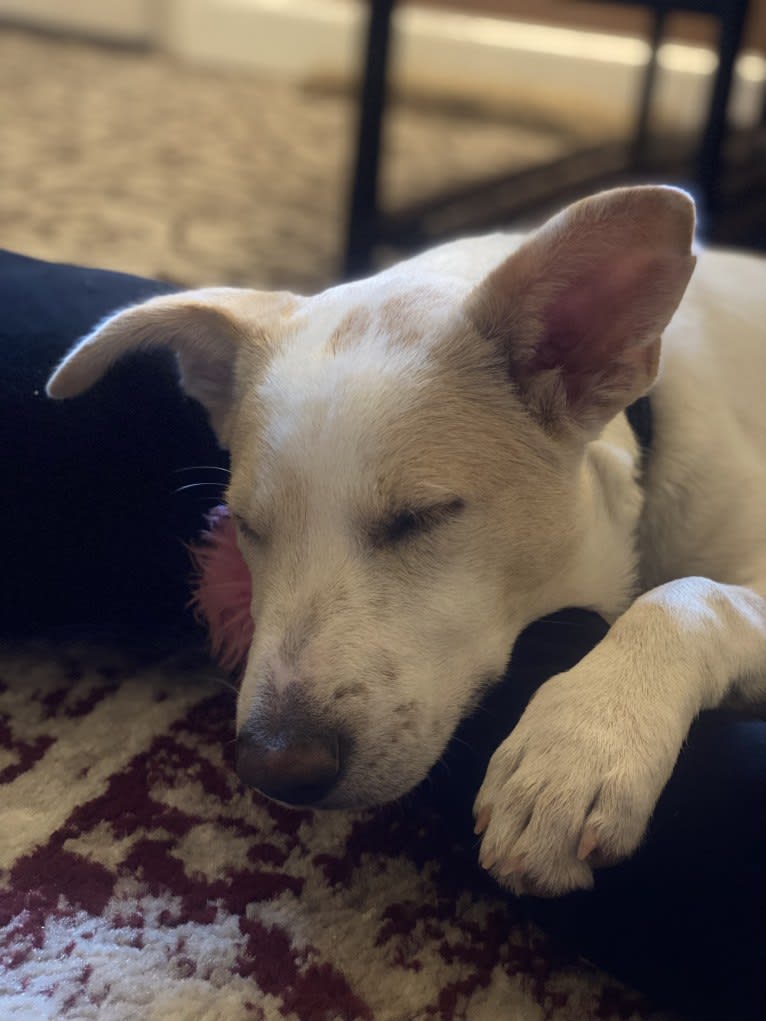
{"left": 233, "top": 515, "right": 264, "bottom": 546}
{"left": 369, "top": 499, "right": 464, "bottom": 549}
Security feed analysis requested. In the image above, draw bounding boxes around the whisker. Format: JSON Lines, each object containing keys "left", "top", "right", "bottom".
{"left": 196, "top": 669, "right": 241, "bottom": 695}
{"left": 175, "top": 465, "right": 231, "bottom": 475}
{"left": 447, "top": 733, "right": 476, "bottom": 754}
{"left": 214, "top": 678, "right": 241, "bottom": 695}
{"left": 175, "top": 481, "right": 228, "bottom": 494}
{"left": 468, "top": 702, "right": 498, "bottom": 718}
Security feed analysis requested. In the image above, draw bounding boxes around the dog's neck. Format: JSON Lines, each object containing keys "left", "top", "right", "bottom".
{"left": 555, "top": 407, "right": 647, "bottom": 623}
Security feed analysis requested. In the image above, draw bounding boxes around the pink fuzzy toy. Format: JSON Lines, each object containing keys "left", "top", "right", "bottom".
{"left": 188, "top": 505, "right": 253, "bottom": 673}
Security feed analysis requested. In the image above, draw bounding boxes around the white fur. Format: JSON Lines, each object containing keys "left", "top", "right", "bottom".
{"left": 47, "top": 187, "right": 766, "bottom": 895}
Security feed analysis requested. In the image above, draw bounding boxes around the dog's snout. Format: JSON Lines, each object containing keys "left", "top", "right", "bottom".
{"left": 236, "top": 725, "right": 341, "bottom": 806}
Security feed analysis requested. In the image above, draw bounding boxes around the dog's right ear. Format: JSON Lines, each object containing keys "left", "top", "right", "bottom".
{"left": 46, "top": 288, "right": 297, "bottom": 441}
{"left": 465, "top": 186, "right": 696, "bottom": 436}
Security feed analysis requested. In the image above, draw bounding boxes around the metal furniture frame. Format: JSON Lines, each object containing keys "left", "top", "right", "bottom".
{"left": 343, "top": 0, "right": 752, "bottom": 277}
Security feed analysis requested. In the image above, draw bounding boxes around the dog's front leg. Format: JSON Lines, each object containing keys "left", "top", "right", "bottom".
{"left": 474, "top": 576, "right": 766, "bottom": 896}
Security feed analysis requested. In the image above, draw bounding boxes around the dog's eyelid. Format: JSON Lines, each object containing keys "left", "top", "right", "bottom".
{"left": 426, "top": 496, "right": 465, "bottom": 518}
{"left": 233, "top": 513, "right": 264, "bottom": 544}
{"left": 369, "top": 497, "right": 465, "bottom": 548}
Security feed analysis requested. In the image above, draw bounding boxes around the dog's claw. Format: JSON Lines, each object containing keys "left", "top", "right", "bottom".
{"left": 474, "top": 805, "right": 491, "bottom": 835}
{"left": 577, "top": 825, "right": 599, "bottom": 861}
{"left": 498, "top": 855, "right": 525, "bottom": 877}
{"left": 479, "top": 847, "right": 498, "bottom": 870}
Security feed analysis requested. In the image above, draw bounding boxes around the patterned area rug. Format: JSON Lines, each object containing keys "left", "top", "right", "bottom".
{"left": 0, "top": 27, "right": 587, "bottom": 292}
{"left": 0, "top": 644, "right": 670, "bottom": 1021}
{"left": 0, "top": 26, "right": 669, "bottom": 1021}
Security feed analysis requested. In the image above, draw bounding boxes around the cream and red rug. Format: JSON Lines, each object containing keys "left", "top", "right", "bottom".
{"left": 0, "top": 644, "right": 670, "bottom": 1020}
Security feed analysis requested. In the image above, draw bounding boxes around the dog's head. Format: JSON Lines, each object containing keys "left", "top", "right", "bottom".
{"left": 48, "top": 186, "right": 695, "bottom": 808}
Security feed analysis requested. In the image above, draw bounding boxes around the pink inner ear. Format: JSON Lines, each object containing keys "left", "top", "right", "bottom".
{"left": 188, "top": 505, "right": 253, "bottom": 673}
{"left": 526, "top": 250, "right": 668, "bottom": 409}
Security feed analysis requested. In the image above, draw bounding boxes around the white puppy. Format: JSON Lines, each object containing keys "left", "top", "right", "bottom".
{"left": 48, "top": 186, "right": 766, "bottom": 895}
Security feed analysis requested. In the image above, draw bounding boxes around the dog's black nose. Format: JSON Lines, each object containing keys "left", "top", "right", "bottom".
{"left": 236, "top": 726, "right": 341, "bottom": 806}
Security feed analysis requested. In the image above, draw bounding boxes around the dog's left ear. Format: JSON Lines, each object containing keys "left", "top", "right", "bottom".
{"left": 47, "top": 288, "right": 297, "bottom": 442}
{"left": 466, "top": 186, "right": 696, "bottom": 435}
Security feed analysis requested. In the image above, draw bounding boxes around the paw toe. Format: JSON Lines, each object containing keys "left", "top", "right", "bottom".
{"left": 576, "top": 824, "right": 600, "bottom": 861}
{"left": 473, "top": 804, "right": 492, "bottom": 835}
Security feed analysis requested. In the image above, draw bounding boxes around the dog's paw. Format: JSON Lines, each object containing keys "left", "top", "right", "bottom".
{"left": 473, "top": 666, "right": 680, "bottom": 896}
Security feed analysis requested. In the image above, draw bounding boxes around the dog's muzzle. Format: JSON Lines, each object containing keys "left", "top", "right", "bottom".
{"left": 236, "top": 717, "right": 341, "bottom": 806}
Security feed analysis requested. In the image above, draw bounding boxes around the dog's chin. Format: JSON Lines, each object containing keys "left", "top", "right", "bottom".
{"left": 323, "top": 779, "right": 420, "bottom": 811}
{"left": 316, "top": 788, "right": 400, "bottom": 812}
{"left": 259, "top": 772, "right": 430, "bottom": 813}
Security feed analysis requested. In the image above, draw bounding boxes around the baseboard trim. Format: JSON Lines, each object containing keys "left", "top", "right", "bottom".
{"left": 164, "top": 0, "right": 766, "bottom": 132}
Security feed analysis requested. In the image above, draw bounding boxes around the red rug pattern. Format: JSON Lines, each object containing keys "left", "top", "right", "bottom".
{"left": 0, "top": 645, "right": 670, "bottom": 1020}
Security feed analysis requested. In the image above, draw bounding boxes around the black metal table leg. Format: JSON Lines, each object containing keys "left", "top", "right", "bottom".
{"left": 696, "top": 0, "right": 749, "bottom": 214}
{"left": 343, "top": 0, "right": 396, "bottom": 280}
{"left": 632, "top": 7, "right": 668, "bottom": 164}
{"left": 342, "top": 0, "right": 757, "bottom": 270}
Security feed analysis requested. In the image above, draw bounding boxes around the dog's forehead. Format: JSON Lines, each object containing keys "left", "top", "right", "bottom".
{"left": 304, "top": 273, "right": 459, "bottom": 351}
{"left": 254, "top": 290, "right": 448, "bottom": 473}
{"left": 226, "top": 275, "right": 530, "bottom": 509}
{"left": 249, "top": 277, "right": 464, "bottom": 436}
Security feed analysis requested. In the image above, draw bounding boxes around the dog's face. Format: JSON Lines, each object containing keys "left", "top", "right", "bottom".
{"left": 47, "top": 186, "right": 695, "bottom": 808}
{"left": 223, "top": 285, "right": 584, "bottom": 806}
